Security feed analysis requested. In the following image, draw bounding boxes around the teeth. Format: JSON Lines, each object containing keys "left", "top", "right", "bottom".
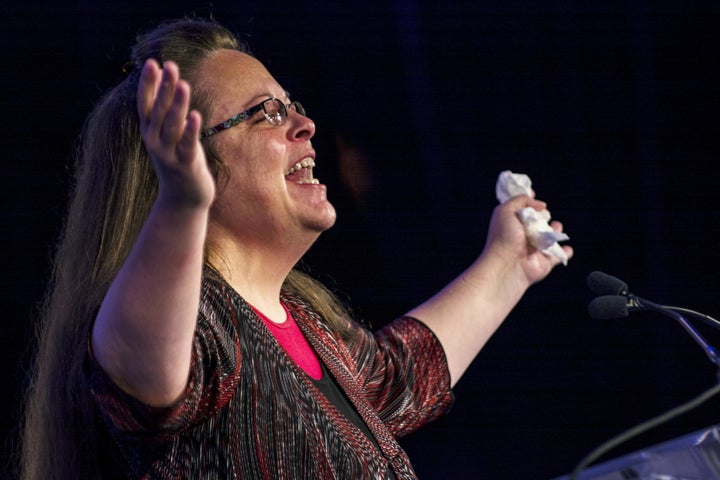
{"left": 284, "top": 158, "right": 319, "bottom": 184}
{"left": 284, "top": 158, "right": 316, "bottom": 176}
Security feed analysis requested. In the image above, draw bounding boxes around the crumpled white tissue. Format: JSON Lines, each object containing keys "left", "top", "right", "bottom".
{"left": 495, "top": 170, "right": 569, "bottom": 265}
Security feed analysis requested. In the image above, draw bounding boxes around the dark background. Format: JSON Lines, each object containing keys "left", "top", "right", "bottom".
{"left": 3, "top": 1, "right": 720, "bottom": 478}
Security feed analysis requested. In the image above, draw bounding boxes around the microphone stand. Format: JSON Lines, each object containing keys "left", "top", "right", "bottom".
{"left": 569, "top": 292, "right": 720, "bottom": 479}
{"left": 567, "top": 382, "right": 720, "bottom": 479}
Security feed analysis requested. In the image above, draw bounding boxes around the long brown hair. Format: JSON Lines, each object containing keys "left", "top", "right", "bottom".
{"left": 21, "top": 17, "right": 354, "bottom": 480}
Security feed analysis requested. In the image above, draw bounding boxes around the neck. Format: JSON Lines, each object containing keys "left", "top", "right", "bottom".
{"left": 206, "top": 235, "right": 314, "bottom": 323}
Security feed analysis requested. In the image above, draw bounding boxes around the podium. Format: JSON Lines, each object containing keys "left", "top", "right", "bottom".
{"left": 553, "top": 425, "right": 720, "bottom": 480}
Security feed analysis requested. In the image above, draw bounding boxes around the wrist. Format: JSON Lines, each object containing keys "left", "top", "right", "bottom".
{"left": 474, "top": 246, "right": 532, "bottom": 298}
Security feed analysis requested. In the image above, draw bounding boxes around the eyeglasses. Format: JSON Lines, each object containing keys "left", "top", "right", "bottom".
{"left": 200, "top": 97, "right": 306, "bottom": 138}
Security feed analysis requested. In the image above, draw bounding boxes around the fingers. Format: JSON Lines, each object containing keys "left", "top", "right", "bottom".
{"left": 134, "top": 59, "right": 213, "bottom": 210}
{"left": 148, "top": 62, "right": 181, "bottom": 136}
{"left": 177, "top": 110, "right": 203, "bottom": 161}
{"left": 137, "top": 60, "right": 184, "bottom": 136}
{"left": 137, "top": 59, "right": 162, "bottom": 124}
{"left": 137, "top": 59, "right": 201, "bottom": 162}
{"left": 160, "top": 79, "right": 192, "bottom": 144}
{"left": 503, "top": 193, "right": 546, "bottom": 212}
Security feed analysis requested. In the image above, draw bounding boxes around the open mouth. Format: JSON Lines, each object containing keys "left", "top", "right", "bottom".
{"left": 284, "top": 158, "right": 319, "bottom": 185}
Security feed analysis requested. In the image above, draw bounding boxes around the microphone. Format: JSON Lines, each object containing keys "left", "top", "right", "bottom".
{"left": 588, "top": 271, "right": 720, "bottom": 329}
{"left": 587, "top": 295, "right": 630, "bottom": 320}
{"left": 586, "top": 271, "right": 720, "bottom": 366}
{"left": 586, "top": 271, "right": 630, "bottom": 297}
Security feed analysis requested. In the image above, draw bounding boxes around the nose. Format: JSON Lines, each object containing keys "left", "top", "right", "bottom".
{"left": 287, "top": 110, "right": 315, "bottom": 141}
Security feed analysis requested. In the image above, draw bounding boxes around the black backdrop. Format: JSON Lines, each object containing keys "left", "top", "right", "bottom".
{"left": 3, "top": 1, "right": 720, "bottom": 478}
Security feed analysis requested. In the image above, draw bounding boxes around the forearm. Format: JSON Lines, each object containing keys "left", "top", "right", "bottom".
{"left": 407, "top": 249, "right": 530, "bottom": 387}
{"left": 92, "top": 199, "right": 209, "bottom": 407}
{"left": 407, "top": 194, "right": 570, "bottom": 387}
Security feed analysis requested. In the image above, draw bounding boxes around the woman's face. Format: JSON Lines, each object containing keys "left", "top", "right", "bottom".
{"left": 198, "top": 49, "right": 336, "bottom": 251}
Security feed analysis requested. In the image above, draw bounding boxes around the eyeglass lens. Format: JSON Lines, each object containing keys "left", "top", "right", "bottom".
{"left": 262, "top": 99, "right": 305, "bottom": 125}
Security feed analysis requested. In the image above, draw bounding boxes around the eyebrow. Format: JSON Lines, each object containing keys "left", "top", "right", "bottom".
{"left": 246, "top": 90, "right": 292, "bottom": 107}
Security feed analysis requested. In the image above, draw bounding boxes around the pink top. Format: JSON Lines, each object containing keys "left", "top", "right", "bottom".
{"left": 252, "top": 303, "right": 323, "bottom": 380}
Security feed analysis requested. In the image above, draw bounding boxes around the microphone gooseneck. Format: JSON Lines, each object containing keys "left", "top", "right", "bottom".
{"left": 629, "top": 294, "right": 720, "bottom": 366}
{"left": 571, "top": 271, "right": 720, "bottom": 480}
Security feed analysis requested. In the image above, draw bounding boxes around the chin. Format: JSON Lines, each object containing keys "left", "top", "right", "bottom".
{"left": 314, "top": 204, "right": 337, "bottom": 232}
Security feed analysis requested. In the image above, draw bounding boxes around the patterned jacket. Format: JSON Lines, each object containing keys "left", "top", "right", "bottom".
{"left": 88, "top": 274, "right": 454, "bottom": 479}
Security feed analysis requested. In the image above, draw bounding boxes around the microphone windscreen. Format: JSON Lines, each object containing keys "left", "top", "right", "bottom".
{"left": 588, "top": 295, "right": 630, "bottom": 320}
{"left": 587, "top": 271, "right": 629, "bottom": 296}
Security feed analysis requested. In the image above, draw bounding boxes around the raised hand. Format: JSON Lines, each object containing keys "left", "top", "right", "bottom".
{"left": 137, "top": 59, "right": 215, "bottom": 210}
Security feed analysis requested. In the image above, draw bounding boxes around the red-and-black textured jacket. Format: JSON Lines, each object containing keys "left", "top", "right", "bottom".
{"left": 88, "top": 273, "right": 454, "bottom": 479}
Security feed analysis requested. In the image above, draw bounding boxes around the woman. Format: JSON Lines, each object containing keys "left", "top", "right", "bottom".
{"left": 22, "top": 17, "right": 571, "bottom": 479}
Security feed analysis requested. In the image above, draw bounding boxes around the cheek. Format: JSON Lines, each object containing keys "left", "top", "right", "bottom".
{"left": 213, "top": 132, "right": 290, "bottom": 191}
{"left": 217, "top": 160, "right": 286, "bottom": 209}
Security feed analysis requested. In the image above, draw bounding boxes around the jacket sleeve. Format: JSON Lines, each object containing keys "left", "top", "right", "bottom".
{"left": 86, "top": 277, "right": 242, "bottom": 436}
{"left": 348, "top": 316, "right": 454, "bottom": 438}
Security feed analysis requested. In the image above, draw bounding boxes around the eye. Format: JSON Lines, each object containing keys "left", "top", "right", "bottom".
{"left": 267, "top": 112, "right": 284, "bottom": 124}
{"left": 251, "top": 108, "right": 270, "bottom": 124}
